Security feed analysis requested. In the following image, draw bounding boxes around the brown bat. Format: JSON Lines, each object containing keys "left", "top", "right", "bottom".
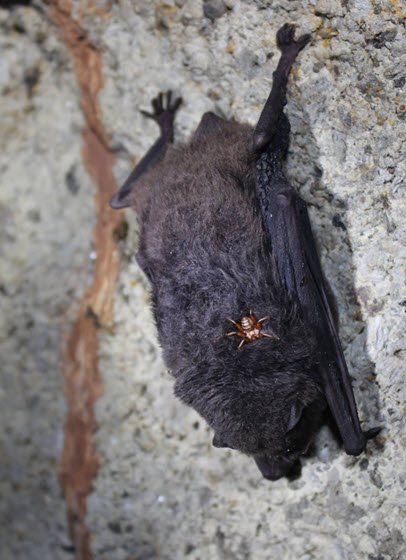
{"left": 110, "top": 24, "right": 380, "bottom": 480}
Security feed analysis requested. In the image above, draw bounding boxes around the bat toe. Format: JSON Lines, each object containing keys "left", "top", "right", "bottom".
{"left": 297, "top": 33, "right": 311, "bottom": 48}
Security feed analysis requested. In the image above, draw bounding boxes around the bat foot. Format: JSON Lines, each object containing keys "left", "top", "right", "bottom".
{"left": 344, "top": 427, "right": 382, "bottom": 455}
{"left": 276, "top": 23, "right": 311, "bottom": 56}
{"left": 140, "top": 90, "right": 182, "bottom": 132}
{"left": 364, "top": 426, "right": 382, "bottom": 440}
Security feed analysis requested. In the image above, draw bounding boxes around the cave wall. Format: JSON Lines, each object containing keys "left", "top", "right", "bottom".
{"left": 0, "top": 1, "right": 405, "bottom": 559}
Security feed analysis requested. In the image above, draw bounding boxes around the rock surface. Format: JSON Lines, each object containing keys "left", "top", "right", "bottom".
{"left": 0, "top": 1, "right": 405, "bottom": 559}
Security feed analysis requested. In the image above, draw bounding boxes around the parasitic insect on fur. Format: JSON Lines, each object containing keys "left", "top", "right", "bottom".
{"left": 226, "top": 310, "right": 277, "bottom": 349}
{"left": 110, "top": 24, "right": 380, "bottom": 480}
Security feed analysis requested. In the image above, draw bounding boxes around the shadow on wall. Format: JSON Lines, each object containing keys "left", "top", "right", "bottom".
{"left": 287, "top": 98, "right": 381, "bottom": 443}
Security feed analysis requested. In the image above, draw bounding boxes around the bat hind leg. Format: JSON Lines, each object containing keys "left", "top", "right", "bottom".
{"left": 110, "top": 90, "right": 182, "bottom": 209}
{"left": 253, "top": 24, "right": 310, "bottom": 152}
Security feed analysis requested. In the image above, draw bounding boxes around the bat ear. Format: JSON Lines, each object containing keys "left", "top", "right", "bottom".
{"left": 193, "top": 112, "right": 227, "bottom": 141}
{"left": 286, "top": 402, "right": 304, "bottom": 432}
{"left": 212, "top": 434, "right": 228, "bottom": 448}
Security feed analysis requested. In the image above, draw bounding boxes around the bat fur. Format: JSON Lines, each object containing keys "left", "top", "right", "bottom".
{"left": 110, "top": 25, "right": 379, "bottom": 480}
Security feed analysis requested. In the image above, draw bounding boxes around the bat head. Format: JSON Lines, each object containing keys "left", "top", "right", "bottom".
{"left": 175, "top": 341, "right": 326, "bottom": 479}
{"left": 209, "top": 390, "right": 325, "bottom": 480}
{"left": 209, "top": 379, "right": 324, "bottom": 461}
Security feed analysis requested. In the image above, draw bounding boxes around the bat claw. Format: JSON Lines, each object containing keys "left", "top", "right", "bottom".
{"left": 276, "top": 23, "right": 311, "bottom": 55}
{"left": 364, "top": 426, "right": 382, "bottom": 440}
{"left": 227, "top": 317, "right": 244, "bottom": 332}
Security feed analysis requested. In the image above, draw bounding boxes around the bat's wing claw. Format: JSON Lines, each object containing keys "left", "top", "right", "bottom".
{"left": 364, "top": 426, "right": 382, "bottom": 440}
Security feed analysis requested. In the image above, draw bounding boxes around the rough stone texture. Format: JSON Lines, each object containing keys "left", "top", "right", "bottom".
{"left": 0, "top": 3, "right": 94, "bottom": 559}
{"left": 1, "top": 1, "right": 405, "bottom": 560}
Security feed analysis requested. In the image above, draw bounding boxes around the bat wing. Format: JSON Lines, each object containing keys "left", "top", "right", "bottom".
{"left": 256, "top": 155, "right": 368, "bottom": 455}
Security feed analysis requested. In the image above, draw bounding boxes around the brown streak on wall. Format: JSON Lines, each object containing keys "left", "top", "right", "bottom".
{"left": 48, "top": 1, "right": 123, "bottom": 559}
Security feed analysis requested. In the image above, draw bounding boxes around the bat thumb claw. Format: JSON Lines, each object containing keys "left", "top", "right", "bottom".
{"left": 253, "top": 130, "right": 273, "bottom": 152}
{"left": 364, "top": 426, "right": 382, "bottom": 440}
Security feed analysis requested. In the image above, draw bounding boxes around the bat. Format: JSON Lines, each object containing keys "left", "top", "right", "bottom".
{"left": 110, "top": 24, "right": 380, "bottom": 480}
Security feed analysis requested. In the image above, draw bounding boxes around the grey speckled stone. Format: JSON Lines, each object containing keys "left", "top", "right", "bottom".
{"left": 1, "top": 0, "right": 405, "bottom": 559}
{"left": 89, "top": 1, "right": 406, "bottom": 559}
{"left": 0, "top": 4, "right": 95, "bottom": 560}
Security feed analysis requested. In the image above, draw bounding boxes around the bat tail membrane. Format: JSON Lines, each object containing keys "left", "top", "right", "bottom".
{"left": 253, "top": 24, "right": 310, "bottom": 152}
{"left": 110, "top": 90, "right": 182, "bottom": 209}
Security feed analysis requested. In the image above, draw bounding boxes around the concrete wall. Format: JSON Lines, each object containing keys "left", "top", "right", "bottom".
{"left": 0, "top": 1, "right": 405, "bottom": 559}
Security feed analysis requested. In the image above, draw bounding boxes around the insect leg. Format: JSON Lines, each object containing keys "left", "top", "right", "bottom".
{"left": 227, "top": 318, "right": 244, "bottom": 332}
{"left": 262, "top": 333, "right": 279, "bottom": 340}
{"left": 226, "top": 331, "right": 245, "bottom": 338}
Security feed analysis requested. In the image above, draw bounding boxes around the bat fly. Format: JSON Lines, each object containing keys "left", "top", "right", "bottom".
{"left": 110, "top": 24, "right": 379, "bottom": 480}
